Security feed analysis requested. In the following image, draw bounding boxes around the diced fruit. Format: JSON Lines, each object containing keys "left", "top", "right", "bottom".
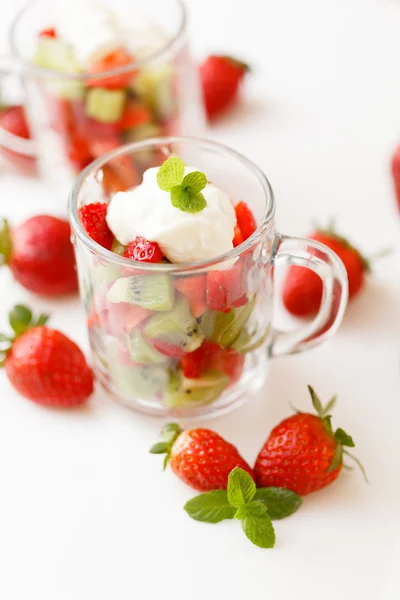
{"left": 89, "top": 136, "right": 140, "bottom": 189}
{"left": 132, "top": 65, "right": 176, "bottom": 120}
{"left": 206, "top": 263, "right": 246, "bottom": 311}
{"left": 201, "top": 296, "right": 255, "bottom": 348}
{"left": 85, "top": 88, "right": 126, "bottom": 124}
{"left": 233, "top": 225, "right": 244, "bottom": 247}
{"left": 122, "top": 122, "right": 163, "bottom": 168}
{"left": 234, "top": 201, "right": 257, "bottom": 241}
{"left": 33, "top": 38, "right": 84, "bottom": 99}
{"left": 164, "top": 369, "right": 229, "bottom": 408}
{"left": 123, "top": 236, "right": 164, "bottom": 263}
{"left": 143, "top": 296, "right": 204, "bottom": 354}
{"left": 39, "top": 27, "right": 57, "bottom": 38}
{"left": 200, "top": 55, "right": 249, "bottom": 120}
{"left": 110, "top": 363, "right": 168, "bottom": 400}
{"left": 94, "top": 302, "right": 151, "bottom": 339}
{"left": 181, "top": 341, "right": 244, "bottom": 384}
{"left": 87, "top": 47, "right": 135, "bottom": 90}
{"left": 175, "top": 274, "right": 207, "bottom": 302}
{"left": 125, "top": 330, "right": 169, "bottom": 364}
{"left": 106, "top": 274, "right": 174, "bottom": 311}
{"left": 111, "top": 239, "right": 127, "bottom": 255}
{"left": 116, "top": 100, "right": 152, "bottom": 132}
{"left": 78, "top": 202, "right": 114, "bottom": 250}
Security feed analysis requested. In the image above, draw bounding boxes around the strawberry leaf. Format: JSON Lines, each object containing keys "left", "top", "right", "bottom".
{"left": 149, "top": 442, "right": 170, "bottom": 454}
{"left": 227, "top": 467, "right": 256, "bottom": 507}
{"left": 307, "top": 385, "right": 324, "bottom": 418}
{"left": 343, "top": 450, "right": 369, "bottom": 483}
{"left": 334, "top": 428, "right": 355, "bottom": 447}
{"left": 238, "top": 501, "right": 276, "bottom": 549}
{"left": 0, "top": 333, "right": 11, "bottom": 343}
{"left": 322, "top": 395, "right": 337, "bottom": 417}
{"left": 184, "top": 490, "right": 236, "bottom": 523}
{"left": 9, "top": 305, "right": 32, "bottom": 335}
{"left": 328, "top": 444, "right": 343, "bottom": 473}
{"left": 157, "top": 156, "right": 185, "bottom": 191}
{"left": 36, "top": 313, "right": 50, "bottom": 327}
{"left": 254, "top": 487, "right": 302, "bottom": 520}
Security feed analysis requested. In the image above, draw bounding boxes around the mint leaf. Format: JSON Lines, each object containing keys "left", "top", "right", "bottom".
{"left": 9, "top": 305, "right": 32, "bottom": 335}
{"left": 335, "top": 428, "right": 355, "bottom": 447}
{"left": 254, "top": 487, "right": 302, "bottom": 520}
{"left": 181, "top": 171, "right": 207, "bottom": 194}
{"left": 170, "top": 187, "right": 207, "bottom": 213}
{"left": 184, "top": 490, "right": 236, "bottom": 523}
{"left": 227, "top": 467, "right": 256, "bottom": 507}
{"left": 157, "top": 157, "right": 185, "bottom": 191}
{"left": 239, "top": 501, "right": 276, "bottom": 549}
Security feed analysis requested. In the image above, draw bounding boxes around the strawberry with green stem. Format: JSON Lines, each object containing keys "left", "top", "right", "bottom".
{"left": 1, "top": 305, "right": 94, "bottom": 407}
{"left": 254, "top": 386, "right": 367, "bottom": 495}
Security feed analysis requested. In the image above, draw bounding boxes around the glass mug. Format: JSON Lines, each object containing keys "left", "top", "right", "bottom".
{"left": 0, "top": 0, "right": 204, "bottom": 198}
{"left": 69, "top": 137, "right": 348, "bottom": 418}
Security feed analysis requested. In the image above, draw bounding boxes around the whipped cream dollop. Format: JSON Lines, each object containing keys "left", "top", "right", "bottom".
{"left": 106, "top": 166, "right": 236, "bottom": 264}
{"left": 54, "top": 2, "right": 169, "bottom": 66}
{"left": 55, "top": 2, "right": 121, "bottom": 66}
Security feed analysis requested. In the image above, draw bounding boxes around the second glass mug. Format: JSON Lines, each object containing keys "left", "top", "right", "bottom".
{"left": 0, "top": 0, "right": 204, "bottom": 198}
{"left": 69, "top": 137, "right": 348, "bottom": 419}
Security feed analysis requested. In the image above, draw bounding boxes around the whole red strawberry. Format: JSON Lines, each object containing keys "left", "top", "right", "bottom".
{"left": 0, "top": 216, "right": 77, "bottom": 296}
{"left": 200, "top": 55, "right": 249, "bottom": 120}
{"left": 283, "top": 227, "right": 368, "bottom": 317}
{"left": 1, "top": 305, "right": 94, "bottom": 406}
{"left": 254, "top": 386, "right": 364, "bottom": 495}
{"left": 123, "top": 236, "right": 163, "bottom": 263}
{"left": 78, "top": 202, "right": 114, "bottom": 250}
{"left": 150, "top": 423, "right": 253, "bottom": 491}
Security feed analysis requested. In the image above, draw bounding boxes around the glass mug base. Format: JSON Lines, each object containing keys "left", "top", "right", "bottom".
{"left": 93, "top": 349, "right": 269, "bottom": 419}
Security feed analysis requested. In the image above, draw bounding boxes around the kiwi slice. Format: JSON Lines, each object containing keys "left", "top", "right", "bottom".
{"left": 106, "top": 274, "right": 174, "bottom": 311}
{"left": 85, "top": 88, "right": 126, "bottom": 123}
{"left": 142, "top": 296, "right": 204, "bottom": 353}
{"left": 125, "top": 331, "right": 169, "bottom": 365}
{"left": 201, "top": 296, "right": 256, "bottom": 348}
{"left": 132, "top": 65, "right": 176, "bottom": 120}
{"left": 110, "top": 363, "right": 169, "bottom": 400}
{"left": 164, "top": 369, "right": 229, "bottom": 408}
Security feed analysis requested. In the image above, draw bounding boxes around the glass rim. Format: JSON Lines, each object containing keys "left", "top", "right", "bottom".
{"left": 68, "top": 136, "right": 276, "bottom": 273}
{"left": 9, "top": 0, "right": 187, "bottom": 81}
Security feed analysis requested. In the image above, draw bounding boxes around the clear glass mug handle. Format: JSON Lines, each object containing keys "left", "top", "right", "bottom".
{"left": 0, "top": 56, "right": 36, "bottom": 157}
{"left": 270, "top": 233, "right": 348, "bottom": 357}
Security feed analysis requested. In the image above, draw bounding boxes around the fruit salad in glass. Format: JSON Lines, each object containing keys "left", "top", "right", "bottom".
{"left": 69, "top": 138, "right": 348, "bottom": 418}
{"left": 0, "top": 0, "right": 204, "bottom": 195}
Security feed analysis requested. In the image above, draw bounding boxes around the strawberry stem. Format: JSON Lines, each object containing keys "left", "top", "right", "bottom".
{"left": 149, "top": 422, "right": 182, "bottom": 470}
{"left": 343, "top": 449, "right": 369, "bottom": 483}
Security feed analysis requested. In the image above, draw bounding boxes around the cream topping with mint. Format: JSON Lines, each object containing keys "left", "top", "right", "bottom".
{"left": 106, "top": 158, "right": 236, "bottom": 264}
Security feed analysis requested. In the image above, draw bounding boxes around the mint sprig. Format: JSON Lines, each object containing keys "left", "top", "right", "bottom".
{"left": 156, "top": 156, "right": 207, "bottom": 213}
{"left": 184, "top": 467, "right": 303, "bottom": 549}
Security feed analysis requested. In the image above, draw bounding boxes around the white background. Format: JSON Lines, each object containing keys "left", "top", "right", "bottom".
{"left": 1, "top": 0, "right": 400, "bottom": 598}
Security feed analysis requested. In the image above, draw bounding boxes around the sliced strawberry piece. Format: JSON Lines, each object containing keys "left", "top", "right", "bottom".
{"left": 181, "top": 341, "right": 219, "bottom": 379}
{"left": 232, "top": 224, "right": 244, "bottom": 247}
{"left": 152, "top": 339, "right": 185, "bottom": 358}
{"left": 206, "top": 263, "right": 246, "bottom": 311}
{"left": 116, "top": 101, "right": 152, "bottom": 132}
{"left": 235, "top": 201, "right": 257, "bottom": 241}
{"left": 78, "top": 202, "right": 114, "bottom": 250}
{"left": 39, "top": 27, "right": 57, "bottom": 38}
{"left": 189, "top": 298, "right": 207, "bottom": 318}
{"left": 211, "top": 347, "right": 245, "bottom": 384}
{"left": 87, "top": 47, "right": 136, "bottom": 90}
{"left": 123, "top": 236, "right": 164, "bottom": 263}
{"left": 175, "top": 275, "right": 207, "bottom": 302}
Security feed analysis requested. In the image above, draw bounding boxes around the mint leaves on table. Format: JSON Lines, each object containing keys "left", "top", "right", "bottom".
{"left": 184, "top": 467, "right": 302, "bottom": 549}
{"left": 156, "top": 156, "right": 207, "bottom": 213}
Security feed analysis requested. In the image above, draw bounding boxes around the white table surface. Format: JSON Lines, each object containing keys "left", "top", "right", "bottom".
{"left": 1, "top": 0, "right": 400, "bottom": 598}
